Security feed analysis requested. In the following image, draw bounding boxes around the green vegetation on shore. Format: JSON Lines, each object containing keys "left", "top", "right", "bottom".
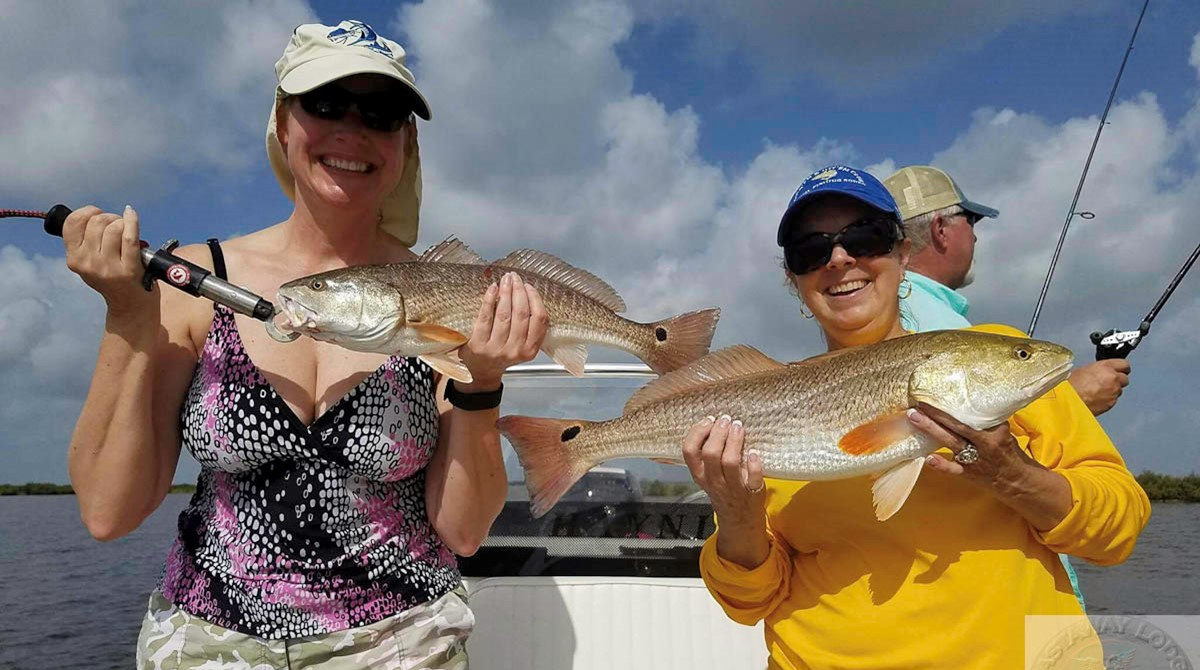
{"left": 1133, "top": 472, "right": 1200, "bottom": 502}
{"left": 0, "top": 483, "right": 197, "bottom": 495}
{"left": 5, "top": 472, "right": 1200, "bottom": 502}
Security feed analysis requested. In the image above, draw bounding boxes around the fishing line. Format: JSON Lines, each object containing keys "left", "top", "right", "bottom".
{"left": 1027, "top": 0, "right": 1152, "bottom": 336}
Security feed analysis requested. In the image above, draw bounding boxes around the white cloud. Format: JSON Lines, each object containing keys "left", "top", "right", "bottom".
{"left": 2, "top": 3, "right": 1199, "bottom": 484}
{"left": 930, "top": 91, "right": 1200, "bottom": 353}
{"left": 400, "top": 3, "right": 1200, "bottom": 479}
{"left": 399, "top": 0, "right": 636, "bottom": 184}
{"left": 0, "top": 0, "right": 315, "bottom": 204}
{"left": 0, "top": 246, "right": 103, "bottom": 479}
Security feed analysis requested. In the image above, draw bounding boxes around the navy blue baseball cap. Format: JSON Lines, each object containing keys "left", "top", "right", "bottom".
{"left": 777, "top": 165, "right": 905, "bottom": 246}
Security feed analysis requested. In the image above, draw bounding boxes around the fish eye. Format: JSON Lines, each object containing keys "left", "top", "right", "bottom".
{"left": 1014, "top": 347, "right": 1031, "bottom": 360}
{"left": 309, "top": 279, "right": 326, "bottom": 291}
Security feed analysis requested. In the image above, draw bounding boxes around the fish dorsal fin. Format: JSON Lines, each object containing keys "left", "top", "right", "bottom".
{"left": 420, "top": 236, "right": 487, "bottom": 265}
{"left": 496, "top": 249, "right": 626, "bottom": 313}
{"left": 624, "top": 345, "right": 784, "bottom": 414}
{"left": 786, "top": 343, "right": 865, "bottom": 368}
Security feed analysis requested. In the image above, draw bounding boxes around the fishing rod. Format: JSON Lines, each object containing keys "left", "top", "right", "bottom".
{"left": 1027, "top": 0, "right": 1151, "bottom": 336}
{"left": 1, "top": 205, "right": 293, "bottom": 338}
{"left": 1089, "top": 238, "right": 1200, "bottom": 360}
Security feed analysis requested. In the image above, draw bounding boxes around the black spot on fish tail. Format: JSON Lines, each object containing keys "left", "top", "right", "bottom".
{"left": 561, "top": 426, "right": 581, "bottom": 442}
{"left": 655, "top": 326, "right": 668, "bottom": 342}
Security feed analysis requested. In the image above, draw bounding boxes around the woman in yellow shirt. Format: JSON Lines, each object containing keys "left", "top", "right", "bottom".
{"left": 686, "top": 165, "right": 1150, "bottom": 669}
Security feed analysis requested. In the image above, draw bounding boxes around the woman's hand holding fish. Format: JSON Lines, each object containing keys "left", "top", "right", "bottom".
{"left": 458, "top": 272, "right": 548, "bottom": 392}
{"left": 907, "top": 404, "right": 1031, "bottom": 486}
{"left": 683, "top": 415, "right": 770, "bottom": 569}
{"left": 907, "top": 403, "right": 1072, "bottom": 531}
{"left": 62, "top": 205, "right": 158, "bottom": 319}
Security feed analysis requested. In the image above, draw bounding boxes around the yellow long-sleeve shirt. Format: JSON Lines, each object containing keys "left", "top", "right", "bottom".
{"left": 699, "top": 324, "right": 1151, "bottom": 669}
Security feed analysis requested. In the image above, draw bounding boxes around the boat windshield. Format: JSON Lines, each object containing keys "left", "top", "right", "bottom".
{"left": 458, "top": 364, "right": 714, "bottom": 579}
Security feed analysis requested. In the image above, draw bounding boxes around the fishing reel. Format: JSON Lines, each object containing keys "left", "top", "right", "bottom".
{"left": 1088, "top": 238, "right": 1200, "bottom": 361}
{"left": 1089, "top": 327, "right": 1145, "bottom": 361}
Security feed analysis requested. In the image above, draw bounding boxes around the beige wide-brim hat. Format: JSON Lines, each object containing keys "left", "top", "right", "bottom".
{"left": 265, "top": 20, "right": 432, "bottom": 247}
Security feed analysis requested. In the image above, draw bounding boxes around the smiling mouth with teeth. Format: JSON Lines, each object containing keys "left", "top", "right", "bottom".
{"left": 320, "top": 156, "right": 374, "bottom": 174}
{"left": 826, "top": 279, "right": 869, "bottom": 296}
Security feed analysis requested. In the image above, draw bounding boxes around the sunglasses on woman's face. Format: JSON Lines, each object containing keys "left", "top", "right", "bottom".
{"left": 783, "top": 217, "right": 900, "bottom": 275}
{"left": 296, "top": 85, "right": 414, "bottom": 132}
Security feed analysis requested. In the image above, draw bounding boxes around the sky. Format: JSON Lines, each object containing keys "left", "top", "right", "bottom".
{"left": 1, "top": 0, "right": 1199, "bottom": 484}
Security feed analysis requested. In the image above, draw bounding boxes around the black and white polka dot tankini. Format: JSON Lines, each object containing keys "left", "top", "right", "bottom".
{"left": 160, "top": 242, "right": 460, "bottom": 639}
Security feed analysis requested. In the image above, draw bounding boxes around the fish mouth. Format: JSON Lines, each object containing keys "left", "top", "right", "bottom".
{"left": 276, "top": 295, "right": 323, "bottom": 333}
{"left": 1023, "top": 359, "right": 1074, "bottom": 398}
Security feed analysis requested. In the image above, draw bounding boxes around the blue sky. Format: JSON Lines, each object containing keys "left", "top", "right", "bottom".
{"left": 1, "top": 0, "right": 1199, "bottom": 483}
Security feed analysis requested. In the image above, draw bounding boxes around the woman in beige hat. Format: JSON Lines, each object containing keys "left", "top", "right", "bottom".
{"left": 61, "top": 20, "right": 536, "bottom": 668}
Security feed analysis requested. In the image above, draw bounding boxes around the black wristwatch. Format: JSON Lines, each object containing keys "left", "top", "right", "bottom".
{"left": 444, "top": 380, "right": 504, "bottom": 411}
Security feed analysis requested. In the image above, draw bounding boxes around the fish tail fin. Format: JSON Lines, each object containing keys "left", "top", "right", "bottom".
{"left": 496, "top": 416, "right": 597, "bottom": 517}
{"left": 642, "top": 308, "right": 721, "bottom": 374}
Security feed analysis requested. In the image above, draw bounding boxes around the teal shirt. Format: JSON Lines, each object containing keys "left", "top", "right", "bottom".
{"left": 900, "top": 271, "right": 971, "bottom": 332}
{"left": 898, "top": 270, "right": 1086, "bottom": 611}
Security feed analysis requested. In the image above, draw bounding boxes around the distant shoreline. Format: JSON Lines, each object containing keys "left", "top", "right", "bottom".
{"left": 0, "top": 483, "right": 197, "bottom": 495}
{"left": 4, "top": 473, "right": 1200, "bottom": 502}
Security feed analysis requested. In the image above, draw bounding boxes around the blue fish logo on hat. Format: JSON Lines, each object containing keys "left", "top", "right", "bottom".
{"left": 776, "top": 165, "right": 904, "bottom": 246}
{"left": 327, "top": 20, "right": 393, "bottom": 56}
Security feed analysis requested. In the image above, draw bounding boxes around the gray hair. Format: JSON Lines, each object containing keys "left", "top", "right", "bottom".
{"left": 903, "top": 204, "right": 964, "bottom": 254}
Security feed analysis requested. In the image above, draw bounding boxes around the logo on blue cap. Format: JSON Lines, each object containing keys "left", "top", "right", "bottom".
{"left": 327, "top": 20, "right": 393, "bottom": 56}
{"left": 777, "top": 165, "right": 903, "bottom": 246}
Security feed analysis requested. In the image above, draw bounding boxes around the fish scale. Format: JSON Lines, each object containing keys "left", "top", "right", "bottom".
{"left": 585, "top": 342, "right": 930, "bottom": 480}
{"left": 380, "top": 262, "right": 645, "bottom": 351}
{"left": 498, "top": 329, "right": 1075, "bottom": 519}
{"left": 274, "top": 238, "right": 721, "bottom": 381}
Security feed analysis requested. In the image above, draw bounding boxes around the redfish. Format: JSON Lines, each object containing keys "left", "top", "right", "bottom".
{"left": 498, "top": 330, "right": 1073, "bottom": 520}
{"left": 273, "top": 238, "right": 720, "bottom": 383}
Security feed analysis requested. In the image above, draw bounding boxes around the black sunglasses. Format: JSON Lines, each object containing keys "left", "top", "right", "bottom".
{"left": 783, "top": 217, "right": 900, "bottom": 275}
{"left": 956, "top": 211, "right": 982, "bottom": 226}
{"left": 296, "top": 85, "right": 414, "bottom": 132}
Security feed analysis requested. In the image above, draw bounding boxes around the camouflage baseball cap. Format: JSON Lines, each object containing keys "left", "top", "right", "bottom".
{"left": 884, "top": 166, "right": 999, "bottom": 222}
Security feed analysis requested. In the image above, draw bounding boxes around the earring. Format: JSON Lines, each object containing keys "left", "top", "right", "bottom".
{"left": 899, "top": 275, "right": 913, "bottom": 300}
{"left": 799, "top": 302, "right": 814, "bottom": 319}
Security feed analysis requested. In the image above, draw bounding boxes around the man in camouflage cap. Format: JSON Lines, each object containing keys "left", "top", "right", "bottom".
{"left": 885, "top": 165, "right": 1131, "bottom": 418}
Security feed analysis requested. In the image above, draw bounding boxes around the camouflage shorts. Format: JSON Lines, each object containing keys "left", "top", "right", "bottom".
{"left": 135, "top": 588, "right": 473, "bottom": 670}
